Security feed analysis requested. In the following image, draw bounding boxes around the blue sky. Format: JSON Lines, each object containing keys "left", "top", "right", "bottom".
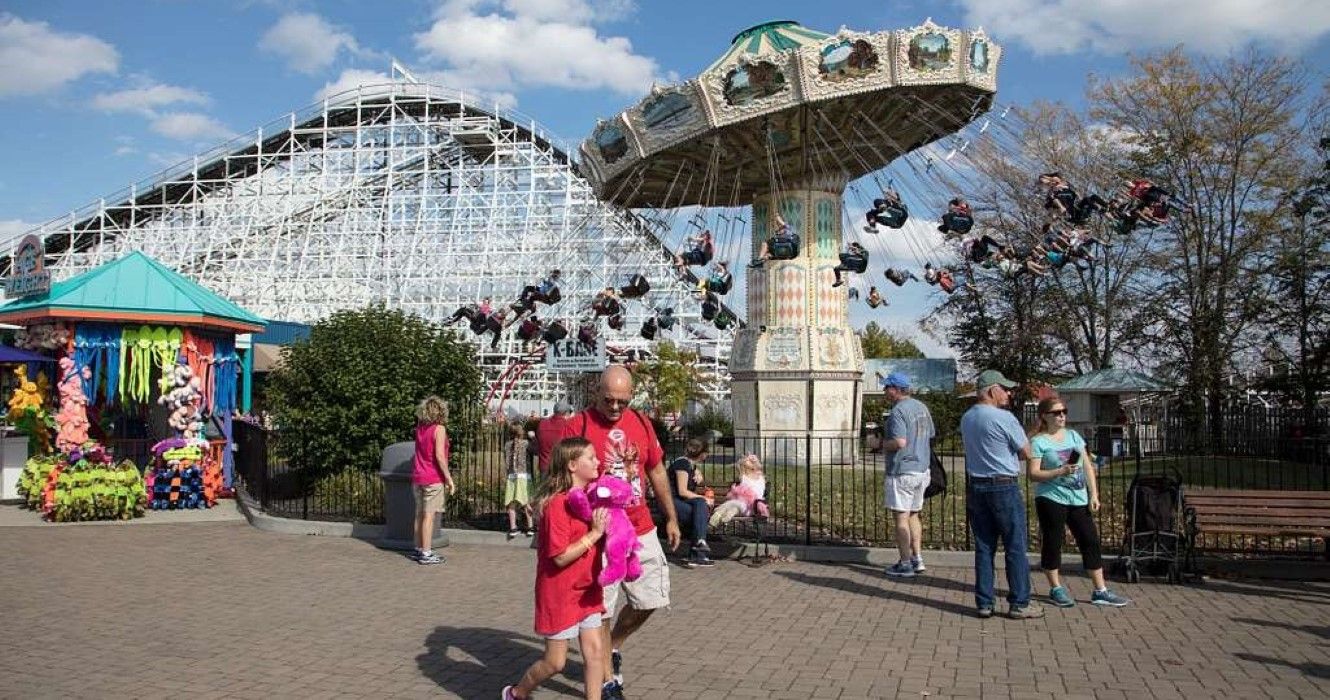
{"left": 2, "top": 0, "right": 1328, "bottom": 354}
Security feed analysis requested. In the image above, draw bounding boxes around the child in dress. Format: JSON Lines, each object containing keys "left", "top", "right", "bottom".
{"left": 504, "top": 423, "right": 534, "bottom": 539}
{"left": 504, "top": 437, "right": 608, "bottom": 700}
{"left": 709, "top": 453, "right": 768, "bottom": 527}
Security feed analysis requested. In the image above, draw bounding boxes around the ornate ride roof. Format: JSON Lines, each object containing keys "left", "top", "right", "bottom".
{"left": 580, "top": 19, "right": 1001, "bottom": 208}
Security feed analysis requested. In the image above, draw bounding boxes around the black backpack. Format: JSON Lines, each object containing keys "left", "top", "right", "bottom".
{"left": 924, "top": 441, "right": 947, "bottom": 499}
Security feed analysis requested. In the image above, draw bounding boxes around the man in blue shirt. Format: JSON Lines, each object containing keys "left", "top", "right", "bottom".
{"left": 960, "top": 369, "right": 1043, "bottom": 619}
{"left": 879, "top": 372, "right": 934, "bottom": 578}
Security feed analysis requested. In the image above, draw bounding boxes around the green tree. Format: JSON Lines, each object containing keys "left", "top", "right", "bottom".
{"left": 266, "top": 305, "right": 485, "bottom": 474}
{"left": 1090, "top": 48, "right": 1319, "bottom": 433}
{"left": 632, "top": 341, "right": 704, "bottom": 414}
{"left": 859, "top": 322, "right": 925, "bottom": 359}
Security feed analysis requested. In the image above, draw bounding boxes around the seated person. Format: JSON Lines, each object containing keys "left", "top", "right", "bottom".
{"left": 673, "top": 230, "right": 714, "bottom": 270}
{"left": 655, "top": 307, "right": 677, "bottom": 331}
{"left": 709, "top": 454, "right": 767, "bottom": 527}
{"left": 864, "top": 188, "right": 909, "bottom": 232}
{"left": 937, "top": 197, "right": 974, "bottom": 236}
{"left": 923, "top": 262, "right": 941, "bottom": 285}
{"left": 832, "top": 242, "right": 869, "bottom": 287}
{"left": 607, "top": 313, "right": 625, "bottom": 331}
{"left": 516, "top": 315, "right": 543, "bottom": 343}
{"left": 669, "top": 437, "right": 715, "bottom": 567}
{"left": 865, "top": 286, "right": 886, "bottom": 308}
{"left": 541, "top": 319, "right": 568, "bottom": 344}
{"left": 699, "top": 262, "right": 732, "bottom": 296}
{"left": 700, "top": 293, "right": 719, "bottom": 321}
{"left": 937, "top": 268, "right": 957, "bottom": 294}
{"left": 713, "top": 310, "right": 735, "bottom": 331}
{"left": 480, "top": 310, "right": 507, "bottom": 349}
{"left": 750, "top": 213, "right": 800, "bottom": 267}
{"left": 640, "top": 317, "right": 658, "bottom": 340}
{"left": 591, "top": 287, "right": 621, "bottom": 318}
{"left": 447, "top": 303, "right": 479, "bottom": 326}
{"left": 883, "top": 267, "right": 918, "bottom": 287}
{"left": 965, "top": 233, "right": 1006, "bottom": 264}
{"left": 514, "top": 271, "right": 562, "bottom": 311}
{"left": 620, "top": 273, "right": 650, "bottom": 300}
{"left": 576, "top": 322, "right": 598, "bottom": 350}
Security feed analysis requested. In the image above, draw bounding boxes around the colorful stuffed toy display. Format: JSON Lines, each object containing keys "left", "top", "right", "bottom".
{"left": 156, "top": 364, "right": 205, "bottom": 439}
{"left": 53, "top": 357, "right": 91, "bottom": 453}
{"left": 6, "top": 366, "right": 52, "bottom": 454}
{"left": 567, "top": 474, "right": 642, "bottom": 586}
{"left": 147, "top": 437, "right": 219, "bottom": 510}
{"left": 15, "top": 449, "right": 145, "bottom": 522}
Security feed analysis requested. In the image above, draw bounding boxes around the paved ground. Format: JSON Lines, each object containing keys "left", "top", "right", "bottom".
{"left": 1, "top": 522, "right": 1328, "bottom": 699}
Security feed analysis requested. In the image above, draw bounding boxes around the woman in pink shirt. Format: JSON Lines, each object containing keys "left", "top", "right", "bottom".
{"left": 413, "top": 396, "right": 454, "bottom": 565}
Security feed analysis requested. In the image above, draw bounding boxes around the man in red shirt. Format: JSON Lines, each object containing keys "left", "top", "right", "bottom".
{"left": 535, "top": 401, "right": 575, "bottom": 474}
{"left": 563, "top": 365, "right": 680, "bottom": 700}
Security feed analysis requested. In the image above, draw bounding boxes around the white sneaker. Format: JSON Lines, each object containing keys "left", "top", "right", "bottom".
{"left": 912, "top": 556, "right": 926, "bottom": 573}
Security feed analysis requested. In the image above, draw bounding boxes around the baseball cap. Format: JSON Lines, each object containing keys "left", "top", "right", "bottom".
{"left": 879, "top": 372, "right": 911, "bottom": 390}
{"left": 976, "top": 369, "right": 1018, "bottom": 390}
{"left": 554, "top": 401, "right": 574, "bottom": 414}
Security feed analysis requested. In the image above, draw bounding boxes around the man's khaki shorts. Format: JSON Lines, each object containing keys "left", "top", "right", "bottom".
{"left": 415, "top": 483, "right": 447, "bottom": 514}
{"left": 603, "top": 530, "right": 670, "bottom": 616}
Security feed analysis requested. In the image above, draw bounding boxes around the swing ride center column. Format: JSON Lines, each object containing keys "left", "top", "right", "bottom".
{"left": 730, "top": 183, "right": 863, "bottom": 459}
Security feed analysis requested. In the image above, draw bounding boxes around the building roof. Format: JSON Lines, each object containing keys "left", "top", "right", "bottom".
{"left": 705, "top": 20, "right": 832, "bottom": 73}
{"left": 1056, "top": 368, "right": 1171, "bottom": 393}
{"left": 0, "top": 251, "right": 266, "bottom": 333}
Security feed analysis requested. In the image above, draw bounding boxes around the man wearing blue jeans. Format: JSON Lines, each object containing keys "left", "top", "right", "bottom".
{"left": 960, "top": 370, "right": 1044, "bottom": 619}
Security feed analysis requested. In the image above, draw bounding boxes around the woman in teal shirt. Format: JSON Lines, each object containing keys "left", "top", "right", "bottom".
{"left": 1027, "top": 397, "right": 1129, "bottom": 608}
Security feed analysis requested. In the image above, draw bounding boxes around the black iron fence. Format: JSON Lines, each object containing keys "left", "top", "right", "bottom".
{"left": 233, "top": 416, "right": 1330, "bottom": 557}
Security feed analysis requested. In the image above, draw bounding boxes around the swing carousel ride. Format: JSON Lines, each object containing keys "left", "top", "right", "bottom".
{"left": 579, "top": 18, "right": 1001, "bottom": 443}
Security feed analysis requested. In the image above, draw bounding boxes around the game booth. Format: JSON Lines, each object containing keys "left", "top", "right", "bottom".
{"left": 0, "top": 244, "right": 265, "bottom": 521}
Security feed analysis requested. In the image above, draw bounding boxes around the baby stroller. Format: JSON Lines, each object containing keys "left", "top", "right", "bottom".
{"left": 1121, "top": 471, "right": 1185, "bottom": 583}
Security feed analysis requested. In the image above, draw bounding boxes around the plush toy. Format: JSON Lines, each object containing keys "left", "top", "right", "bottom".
{"left": 16, "top": 323, "right": 71, "bottom": 351}
{"left": 567, "top": 474, "right": 642, "bottom": 587}
{"left": 157, "top": 364, "right": 205, "bottom": 439}
{"left": 54, "top": 357, "right": 91, "bottom": 453}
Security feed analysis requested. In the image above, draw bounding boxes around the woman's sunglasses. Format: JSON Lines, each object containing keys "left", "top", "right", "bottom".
{"left": 1043, "top": 409, "right": 1067, "bottom": 416}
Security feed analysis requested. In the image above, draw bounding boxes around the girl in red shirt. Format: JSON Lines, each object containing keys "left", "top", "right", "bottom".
{"left": 504, "top": 437, "right": 608, "bottom": 700}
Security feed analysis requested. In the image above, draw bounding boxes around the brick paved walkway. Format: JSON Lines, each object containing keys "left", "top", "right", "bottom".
{"left": 1, "top": 522, "right": 1328, "bottom": 699}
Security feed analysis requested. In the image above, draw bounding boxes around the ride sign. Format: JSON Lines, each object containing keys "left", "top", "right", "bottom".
{"left": 5, "top": 235, "right": 50, "bottom": 298}
{"left": 546, "top": 337, "right": 607, "bottom": 372}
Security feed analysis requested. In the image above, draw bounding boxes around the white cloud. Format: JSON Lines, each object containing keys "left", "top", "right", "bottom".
{"left": 259, "top": 12, "right": 362, "bottom": 74}
{"left": 150, "top": 112, "right": 236, "bottom": 141}
{"left": 0, "top": 14, "right": 118, "bottom": 97}
{"left": 91, "top": 82, "right": 209, "bottom": 115}
{"left": 0, "top": 219, "right": 37, "bottom": 243}
{"left": 314, "top": 68, "right": 391, "bottom": 102}
{"left": 955, "top": 0, "right": 1330, "bottom": 55}
{"left": 414, "top": 2, "right": 659, "bottom": 96}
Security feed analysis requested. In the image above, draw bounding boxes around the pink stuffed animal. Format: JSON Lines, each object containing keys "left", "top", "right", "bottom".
{"left": 566, "top": 474, "right": 642, "bottom": 587}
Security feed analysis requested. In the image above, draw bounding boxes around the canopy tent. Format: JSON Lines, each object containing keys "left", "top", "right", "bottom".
{"left": 0, "top": 345, "right": 54, "bottom": 363}
{"left": 0, "top": 251, "right": 265, "bottom": 333}
{"left": 1056, "top": 368, "right": 1172, "bottom": 393}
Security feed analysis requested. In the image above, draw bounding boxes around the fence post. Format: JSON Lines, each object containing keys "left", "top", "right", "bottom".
{"left": 804, "top": 434, "right": 812, "bottom": 546}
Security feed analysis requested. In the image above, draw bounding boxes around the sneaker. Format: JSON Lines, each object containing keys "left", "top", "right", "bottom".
{"left": 976, "top": 607, "right": 994, "bottom": 619}
{"left": 748, "top": 259, "right": 764, "bottom": 268}
{"left": 523, "top": 528, "right": 534, "bottom": 537}
{"left": 693, "top": 539, "right": 711, "bottom": 554}
{"left": 831, "top": 279, "right": 845, "bottom": 288}
{"left": 690, "top": 549, "right": 715, "bottom": 567}
{"left": 1049, "top": 586, "right": 1076, "bottom": 608}
{"left": 911, "top": 556, "right": 926, "bottom": 573}
{"left": 507, "top": 529, "right": 519, "bottom": 540}
{"left": 501, "top": 685, "right": 520, "bottom": 700}
{"left": 417, "top": 552, "right": 443, "bottom": 565}
{"left": 611, "top": 649, "right": 624, "bottom": 685}
{"left": 1091, "top": 588, "right": 1131, "bottom": 607}
{"left": 603, "top": 680, "right": 625, "bottom": 700}
{"left": 1008, "top": 602, "right": 1046, "bottom": 619}
{"left": 408, "top": 549, "right": 423, "bottom": 561}
{"left": 884, "top": 561, "right": 917, "bottom": 578}
{"left": 863, "top": 225, "right": 878, "bottom": 233}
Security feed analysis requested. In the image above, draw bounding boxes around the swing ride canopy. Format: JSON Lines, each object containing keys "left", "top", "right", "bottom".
{"left": 0, "top": 251, "right": 266, "bottom": 334}
{"left": 579, "top": 19, "right": 1001, "bottom": 208}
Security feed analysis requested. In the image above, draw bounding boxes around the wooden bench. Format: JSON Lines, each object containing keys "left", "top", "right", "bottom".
{"left": 1185, "top": 489, "right": 1330, "bottom": 570}
{"left": 708, "top": 485, "right": 772, "bottom": 565}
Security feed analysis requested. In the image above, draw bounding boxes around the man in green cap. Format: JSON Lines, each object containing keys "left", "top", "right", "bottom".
{"left": 959, "top": 369, "right": 1043, "bottom": 619}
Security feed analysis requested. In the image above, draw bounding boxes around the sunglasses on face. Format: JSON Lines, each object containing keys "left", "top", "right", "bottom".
{"left": 1044, "top": 409, "right": 1067, "bottom": 416}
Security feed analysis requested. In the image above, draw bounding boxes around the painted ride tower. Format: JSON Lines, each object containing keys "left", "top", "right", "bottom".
{"left": 578, "top": 19, "right": 1000, "bottom": 455}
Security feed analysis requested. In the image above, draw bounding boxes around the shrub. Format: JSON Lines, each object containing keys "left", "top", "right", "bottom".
{"left": 266, "top": 305, "right": 485, "bottom": 477}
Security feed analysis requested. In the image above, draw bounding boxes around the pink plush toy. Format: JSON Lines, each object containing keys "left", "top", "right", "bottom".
{"left": 54, "top": 357, "right": 91, "bottom": 453}
{"left": 567, "top": 474, "right": 642, "bottom": 587}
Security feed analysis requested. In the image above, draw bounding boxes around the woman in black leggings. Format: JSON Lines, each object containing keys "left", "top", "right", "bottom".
{"left": 1027, "top": 397, "right": 1130, "bottom": 608}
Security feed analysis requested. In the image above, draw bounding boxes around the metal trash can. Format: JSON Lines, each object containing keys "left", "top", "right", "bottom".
{"left": 864, "top": 422, "right": 882, "bottom": 452}
{"left": 378, "top": 441, "right": 447, "bottom": 551}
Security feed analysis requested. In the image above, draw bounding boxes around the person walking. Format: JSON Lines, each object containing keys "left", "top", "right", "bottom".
{"left": 879, "top": 372, "right": 935, "bottom": 577}
{"left": 503, "top": 437, "right": 608, "bottom": 700}
{"left": 412, "top": 396, "right": 454, "bottom": 565}
{"left": 504, "top": 423, "right": 535, "bottom": 539}
{"left": 668, "top": 436, "right": 715, "bottom": 568}
{"left": 1028, "top": 397, "right": 1130, "bottom": 607}
{"left": 563, "top": 365, "right": 681, "bottom": 700}
{"left": 959, "top": 370, "right": 1043, "bottom": 619}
